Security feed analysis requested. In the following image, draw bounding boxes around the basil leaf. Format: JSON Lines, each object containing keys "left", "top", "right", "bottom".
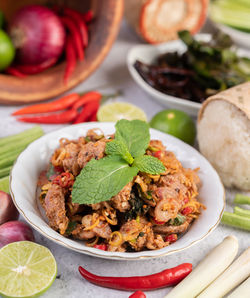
{"left": 115, "top": 119, "right": 150, "bottom": 157}
{"left": 72, "top": 156, "right": 138, "bottom": 205}
{"left": 133, "top": 155, "right": 165, "bottom": 175}
{"left": 105, "top": 140, "right": 134, "bottom": 164}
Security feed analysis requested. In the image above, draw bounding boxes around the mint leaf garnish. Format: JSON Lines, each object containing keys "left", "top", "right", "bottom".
{"left": 105, "top": 140, "right": 134, "bottom": 164}
{"left": 115, "top": 119, "right": 150, "bottom": 157}
{"left": 133, "top": 155, "right": 165, "bottom": 175}
{"left": 72, "top": 156, "right": 138, "bottom": 205}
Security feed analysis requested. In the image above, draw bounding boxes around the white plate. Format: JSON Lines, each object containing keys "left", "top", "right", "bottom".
{"left": 127, "top": 33, "right": 250, "bottom": 116}
{"left": 10, "top": 122, "right": 225, "bottom": 260}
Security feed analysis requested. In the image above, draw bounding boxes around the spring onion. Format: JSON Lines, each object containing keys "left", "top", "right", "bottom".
{"left": 164, "top": 236, "right": 238, "bottom": 298}
{"left": 197, "top": 247, "right": 250, "bottom": 297}
{"left": 228, "top": 276, "right": 250, "bottom": 298}
{"left": 234, "top": 206, "right": 250, "bottom": 218}
{"left": 234, "top": 194, "right": 250, "bottom": 205}
{"left": 221, "top": 212, "right": 250, "bottom": 231}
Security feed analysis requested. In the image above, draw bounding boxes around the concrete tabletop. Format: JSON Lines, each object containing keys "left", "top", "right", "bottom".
{"left": 0, "top": 21, "right": 249, "bottom": 298}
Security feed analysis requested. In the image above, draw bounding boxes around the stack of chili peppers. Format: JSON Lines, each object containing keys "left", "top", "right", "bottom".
{"left": 54, "top": 6, "right": 93, "bottom": 84}
{"left": 12, "top": 91, "right": 110, "bottom": 124}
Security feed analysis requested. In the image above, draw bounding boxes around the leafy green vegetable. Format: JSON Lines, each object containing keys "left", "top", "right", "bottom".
{"left": 115, "top": 119, "right": 150, "bottom": 157}
{"left": 105, "top": 140, "right": 134, "bottom": 164}
{"left": 169, "top": 213, "right": 186, "bottom": 226}
{"left": 65, "top": 221, "right": 77, "bottom": 235}
{"left": 72, "top": 120, "right": 165, "bottom": 205}
{"left": 72, "top": 156, "right": 138, "bottom": 205}
{"left": 133, "top": 155, "right": 165, "bottom": 175}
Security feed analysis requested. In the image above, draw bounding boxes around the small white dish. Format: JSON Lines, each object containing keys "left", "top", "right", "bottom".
{"left": 127, "top": 33, "right": 250, "bottom": 116}
{"left": 10, "top": 122, "right": 225, "bottom": 260}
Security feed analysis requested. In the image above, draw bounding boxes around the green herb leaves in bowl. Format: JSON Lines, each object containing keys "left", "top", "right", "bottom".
{"left": 72, "top": 120, "right": 165, "bottom": 205}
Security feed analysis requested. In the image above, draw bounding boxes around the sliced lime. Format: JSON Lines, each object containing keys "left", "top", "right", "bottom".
{"left": 0, "top": 241, "right": 57, "bottom": 298}
{"left": 97, "top": 102, "right": 147, "bottom": 122}
{"left": 0, "top": 176, "right": 9, "bottom": 193}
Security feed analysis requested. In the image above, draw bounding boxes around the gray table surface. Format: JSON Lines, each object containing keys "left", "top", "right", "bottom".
{"left": 0, "top": 21, "right": 249, "bottom": 298}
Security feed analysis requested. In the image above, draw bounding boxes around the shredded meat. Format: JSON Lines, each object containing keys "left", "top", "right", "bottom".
{"left": 44, "top": 184, "right": 69, "bottom": 234}
{"left": 81, "top": 214, "right": 112, "bottom": 239}
{"left": 72, "top": 224, "right": 95, "bottom": 240}
{"left": 62, "top": 143, "right": 81, "bottom": 175}
{"left": 146, "top": 232, "right": 168, "bottom": 250}
{"left": 153, "top": 217, "right": 192, "bottom": 235}
{"left": 77, "top": 141, "right": 106, "bottom": 169}
{"left": 111, "top": 182, "right": 132, "bottom": 212}
{"left": 154, "top": 197, "right": 181, "bottom": 222}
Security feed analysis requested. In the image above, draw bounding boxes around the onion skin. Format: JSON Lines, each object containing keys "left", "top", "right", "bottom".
{"left": 9, "top": 5, "right": 65, "bottom": 65}
{"left": 0, "top": 221, "right": 34, "bottom": 248}
{"left": 0, "top": 191, "right": 19, "bottom": 225}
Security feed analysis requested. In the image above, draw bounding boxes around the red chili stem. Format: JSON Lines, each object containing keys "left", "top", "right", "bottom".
{"left": 61, "top": 16, "right": 84, "bottom": 61}
{"left": 82, "top": 10, "right": 93, "bottom": 23}
{"left": 5, "top": 67, "right": 27, "bottom": 78}
{"left": 129, "top": 291, "right": 146, "bottom": 298}
{"left": 63, "top": 7, "right": 88, "bottom": 48}
{"left": 78, "top": 263, "right": 192, "bottom": 291}
{"left": 14, "top": 58, "right": 58, "bottom": 75}
{"left": 12, "top": 93, "right": 80, "bottom": 116}
{"left": 64, "top": 35, "right": 77, "bottom": 85}
{"left": 17, "top": 109, "right": 78, "bottom": 124}
{"left": 73, "top": 101, "right": 100, "bottom": 124}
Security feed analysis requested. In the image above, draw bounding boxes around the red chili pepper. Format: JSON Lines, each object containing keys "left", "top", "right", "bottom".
{"left": 64, "top": 35, "right": 77, "bottom": 85}
{"left": 14, "top": 58, "right": 57, "bottom": 75}
{"left": 61, "top": 16, "right": 84, "bottom": 61}
{"left": 52, "top": 172, "right": 74, "bottom": 188}
{"left": 17, "top": 108, "right": 78, "bottom": 124}
{"left": 181, "top": 207, "right": 193, "bottom": 215}
{"left": 78, "top": 263, "right": 192, "bottom": 291}
{"left": 63, "top": 7, "right": 88, "bottom": 48}
{"left": 72, "top": 91, "right": 102, "bottom": 110}
{"left": 54, "top": 166, "right": 64, "bottom": 173}
{"left": 89, "top": 112, "right": 97, "bottom": 122}
{"left": 93, "top": 244, "right": 107, "bottom": 251}
{"left": 165, "top": 234, "right": 178, "bottom": 243}
{"left": 153, "top": 150, "right": 162, "bottom": 159}
{"left": 183, "top": 197, "right": 189, "bottom": 204}
{"left": 73, "top": 101, "right": 100, "bottom": 124}
{"left": 129, "top": 291, "right": 146, "bottom": 298}
{"left": 82, "top": 10, "right": 93, "bottom": 23}
{"left": 5, "top": 67, "right": 27, "bottom": 78}
{"left": 153, "top": 218, "right": 166, "bottom": 225}
{"left": 12, "top": 93, "right": 80, "bottom": 116}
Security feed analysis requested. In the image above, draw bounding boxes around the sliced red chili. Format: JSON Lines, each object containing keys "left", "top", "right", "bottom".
{"left": 165, "top": 234, "right": 178, "bottom": 243}
{"left": 78, "top": 263, "right": 192, "bottom": 291}
{"left": 129, "top": 291, "right": 146, "bottom": 298}
{"left": 153, "top": 218, "right": 166, "bottom": 225}
{"left": 93, "top": 244, "right": 107, "bottom": 251}
{"left": 153, "top": 150, "right": 162, "bottom": 159}
{"left": 181, "top": 207, "right": 193, "bottom": 215}
{"left": 52, "top": 172, "right": 74, "bottom": 188}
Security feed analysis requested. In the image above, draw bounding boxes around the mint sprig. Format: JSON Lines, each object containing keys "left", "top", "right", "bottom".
{"left": 72, "top": 120, "right": 165, "bottom": 205}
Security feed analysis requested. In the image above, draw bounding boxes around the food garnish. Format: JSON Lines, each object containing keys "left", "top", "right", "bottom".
{"left": 78, "top": 263, "right": 192, "bottom": 290}
{"left": 165, "top": 236, "right": 238, "bottom": 298}
{"left": 0, "top": 241, "right": 57, "bottom": 298}
{"left": 72, "top": 120, "right": 165, "bottom": 205}
{"left": 134, "top": 30, "right": 250, "bottom": 103}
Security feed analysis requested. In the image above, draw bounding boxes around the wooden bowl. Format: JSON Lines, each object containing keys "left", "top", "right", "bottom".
{"left": 0, "top": 0, "right": 123, "bottom": 105}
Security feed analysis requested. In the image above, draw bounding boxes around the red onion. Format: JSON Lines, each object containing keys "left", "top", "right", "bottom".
{"left": 0, "top": 191, "right": 19, "bottom": 225}
{"left": 9, "top": 5, "right": 65, "bottom": 65}
{"left": 0, "top": 221, "right": 34, "bottom": 248}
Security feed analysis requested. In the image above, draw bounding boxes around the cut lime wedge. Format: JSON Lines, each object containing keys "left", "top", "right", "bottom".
{"left": 0, "top": 241, "right": 57, "bottom": 298}
{"left": 0, "top": 176, "right": 9, "bottom": 193}
{"left": 97, "top": 102, "right": 147, "bottom": 122}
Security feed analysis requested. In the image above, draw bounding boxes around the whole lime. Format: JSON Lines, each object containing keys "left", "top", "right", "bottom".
{"left": 150, "top": 109, "right": 196, "bottom": 145}
{"left": 0, "top": 29, "right": 15, "bottom": 71}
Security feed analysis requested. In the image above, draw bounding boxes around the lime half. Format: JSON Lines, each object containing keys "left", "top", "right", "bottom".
{"left": 0, "top": 241, "right": 57, "bottom": 298}
{"left": 0, "top": 176, "right": 9, "bottom": 193}
{"left": 97, "top": 102, "right": 147, "bottom": 122}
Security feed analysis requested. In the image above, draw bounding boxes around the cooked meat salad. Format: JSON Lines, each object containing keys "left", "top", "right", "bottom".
{"left": 38, "top": 128, "right": 205, "bottom": 252}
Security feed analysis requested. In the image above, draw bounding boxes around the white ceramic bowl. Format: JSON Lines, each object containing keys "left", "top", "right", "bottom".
{"left": 10, "top": 122, "right": 225, "bottom": 260}
{"left": 127, "top": 33, "right": 250, "bottom": 117}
